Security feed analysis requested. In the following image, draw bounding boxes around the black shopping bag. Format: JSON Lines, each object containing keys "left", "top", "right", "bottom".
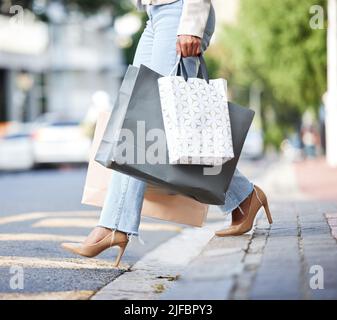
{"left": 95, "top": 64, "right": 254, "bottom": 205}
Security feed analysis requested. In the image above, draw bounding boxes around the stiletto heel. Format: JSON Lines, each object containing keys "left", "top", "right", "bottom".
{"left": 114, "top": 243, "right": 127, "bottom": 267}
{"left": 263, "top": 200, "right": 273, "bottom": 224}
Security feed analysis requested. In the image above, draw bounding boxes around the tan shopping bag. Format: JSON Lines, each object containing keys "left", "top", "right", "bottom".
{"left": 81, "top": 111, "right": 208, "bottom": 227}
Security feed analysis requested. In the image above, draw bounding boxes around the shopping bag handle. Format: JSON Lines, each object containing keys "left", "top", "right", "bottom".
{"left": 177, "top": 59, "right": 189, "bottom": 81}
{"left": 179, "top": 55, "right": 210, "bottom": 84}
{"left": 196, "top": 54, "right": 209, "bottom": 83}
{"left": 168, "top": 55, "right": 188, "bottom": 80}
{"left": 168, "top": 54, "right": 209, "bottom": 84}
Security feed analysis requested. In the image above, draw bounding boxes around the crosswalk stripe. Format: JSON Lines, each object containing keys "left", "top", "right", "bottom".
{"left": 0, "top": 290, "right": 94, "bottom": 300}
{"left": 0, "top": 211, "right": 99, "bottom": 225}
{"left": 0, "top": 233, "right": 85, "bottom": 242}
{"left": 0, "top": 256, "right": 128, "bottom": 269}
{"left": 0, "top": 213, "right": 48, "bottom": 225}
{"left": 32, "top": 218, "right": 98, "bottom": 228}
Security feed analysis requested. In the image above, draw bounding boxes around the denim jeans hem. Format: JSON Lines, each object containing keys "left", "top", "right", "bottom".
{"left": 220, "top": 182, "right": 254, "bottom": 214}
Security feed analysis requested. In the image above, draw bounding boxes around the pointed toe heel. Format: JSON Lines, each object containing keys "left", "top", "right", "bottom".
{"left": 61, "top": 231, "right": 129, "bottom": 266}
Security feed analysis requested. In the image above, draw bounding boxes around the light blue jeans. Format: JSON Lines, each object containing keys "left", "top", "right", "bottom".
{"left": 98, "top": 0, "right": 254, "bottom": 235}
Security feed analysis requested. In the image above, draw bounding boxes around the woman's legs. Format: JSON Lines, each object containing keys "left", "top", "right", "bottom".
{"left": 94, "top": 12, "right": 156, "bottom": 237}
{"left": 95, "top": 2, "right": 187, "bottom": 237}
{"left": 95, "top": 1, "right": 214, "bottom": 239}
{"left": 93, "top": 1, "right": 254, "bottom": 241}
{"left": 97, "top": 171, "right": 146, "bottom": 236}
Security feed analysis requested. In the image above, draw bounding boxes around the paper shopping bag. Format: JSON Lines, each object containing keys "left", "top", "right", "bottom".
{"left": 95, "top": 63, "right": 255, "bottom": 205}
{"left": 81, "top": 110, "right": 208, "bottom": 227}
{"left": 158, "top": 56, "right": 234, "bottom": 166}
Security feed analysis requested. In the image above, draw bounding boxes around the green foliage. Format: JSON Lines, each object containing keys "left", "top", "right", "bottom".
{"left": 264, "top": 125, "right": 284, "bottom": 150}
{"left": 208, "top": 0, "right": 327, "bottom": 147}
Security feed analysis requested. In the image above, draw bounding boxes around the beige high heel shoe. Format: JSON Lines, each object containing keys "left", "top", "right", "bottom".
{"left": 61, "top": 230, "right": 128, "bottom": 267}
{"left": 215, "top": 185, "right": 272, "bottom": 237}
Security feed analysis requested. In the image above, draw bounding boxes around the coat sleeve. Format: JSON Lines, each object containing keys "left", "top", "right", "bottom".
{"left": 177, "top": 0, "right": 212, "bottom": 38}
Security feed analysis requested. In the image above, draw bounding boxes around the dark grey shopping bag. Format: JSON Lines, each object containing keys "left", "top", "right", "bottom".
{"left": 95, "top": 63, "right": 254, "bottom": 205}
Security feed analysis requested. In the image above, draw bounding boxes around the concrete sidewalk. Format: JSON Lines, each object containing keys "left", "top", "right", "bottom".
{"left": 91, "top": 158, "right": 337, "bottom": 300}
{"left": 161, "top": 158, "right": 337, "bottom": 300}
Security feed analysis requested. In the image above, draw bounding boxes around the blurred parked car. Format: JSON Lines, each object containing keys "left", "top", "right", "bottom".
{"left": 0, "top": 123, "right": 34, "bottom": 171}
{"left": 31, "top": 113, "right": 91, "bottom": 165}
{"left": 241, "top": 128, "right": 264, "bottom": 160}
{"left": 0, "top": 113, "right": 92, "bottom": 171}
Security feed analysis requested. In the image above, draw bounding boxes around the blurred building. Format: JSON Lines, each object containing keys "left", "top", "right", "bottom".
{"left": 0, "top": 8, "right": 125, "bottom": 123}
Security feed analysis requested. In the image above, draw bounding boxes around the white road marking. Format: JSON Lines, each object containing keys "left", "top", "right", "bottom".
{"left": 0, "top": 233, "right": 86, "bottom": 242}
{"left": 32, "top": 218, "right": 98, "bottom": 228}
{"left": 0, "top": 212, "right": 47, "bottom": 225}
{"left": 0, "top": 211, "right": 99, "bottom": 226}
{"left": 0, "top": 256, "right": 129, "bottom": 270}
{"left": 0, "top": 290, "right": 94, "bottom": 300}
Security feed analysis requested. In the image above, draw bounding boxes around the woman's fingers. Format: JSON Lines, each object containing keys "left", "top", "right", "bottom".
{"left": 194, "top": 41, "right": 202, "bottom": 56}
{"left": 192, "top": 38, "right": 201, "bottom": 56}
{"left": 176, "top": 40, "right": 182, "bottom": 56}
{"left": 177, "top": 35, "right": 202, "bottom": 57}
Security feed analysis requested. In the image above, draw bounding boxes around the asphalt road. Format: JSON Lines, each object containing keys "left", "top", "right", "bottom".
{"left": 0, "top": 165, "right": 181, "bottom": 298}
{"left": 0, "top": 158, "right": 271, "bottom": 299}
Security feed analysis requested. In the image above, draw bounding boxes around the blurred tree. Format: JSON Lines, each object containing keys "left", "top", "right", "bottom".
{"left": 207, "top": 0, "right": 327, "bottom": 148}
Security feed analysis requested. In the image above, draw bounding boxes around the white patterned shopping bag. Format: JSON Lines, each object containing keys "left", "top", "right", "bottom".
{"left": 158, "top": 56, "right": 234, "bottom": 166}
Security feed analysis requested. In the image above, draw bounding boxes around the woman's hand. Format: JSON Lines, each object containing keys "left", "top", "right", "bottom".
{"left": 176, "top": 35, "right": 202, "bottom": 57}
